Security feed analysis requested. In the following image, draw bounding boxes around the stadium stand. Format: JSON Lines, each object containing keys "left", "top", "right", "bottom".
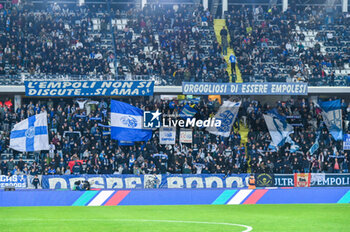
{"left": 0, "top": 97, "right": 349, "bottom": 175}
{"left": 225, "top": 5, "right": 350, "bottom": 85}
{"left": 0, "top": 2, "right": 115, "bottom": 81}
{"left": 0, "top": 1, "right": 348, "bottom": 85}
{"left": 113, "top": 4, "right": 231, "bottom": 84}
{"left": 0, "top": 1, "right": 349, "bottom": 176}
{"left": 2, "top": 1, "right": 350, "bottom": 230}
{"left": 0, "top": 2, "right": 230, "bottom": 85}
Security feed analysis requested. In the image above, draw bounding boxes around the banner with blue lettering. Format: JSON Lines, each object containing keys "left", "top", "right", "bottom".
{"left": 182, "top": 82, "right": 308, "bottom": 95}
{"left": 159, "top": 127, "right": 176, "bottom": 144}
{"left": 25, "top": 81, "right": 154, "bottom": 97}
{"left": 274, "top": 174, "right": 295, "bottom": 187}
{"left": 41, "top": 174, "right": 251, "bottom": 189}
{"left": 0, "top": 175, "right": 27, "bottom": 189}
{"left": 310, "top": 174, "right": 350, "bottom": 187}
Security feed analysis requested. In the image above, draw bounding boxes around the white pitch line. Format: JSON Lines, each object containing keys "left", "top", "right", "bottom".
{"left": 4, "top": 218, "right": 253, "bottom": 232}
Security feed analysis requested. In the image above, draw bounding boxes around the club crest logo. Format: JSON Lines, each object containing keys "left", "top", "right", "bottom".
{"left": 25, "top": 126, "right": 35, "bottom": 138}
{"left": 120, "top": 116, "right": 138, "bottom": 128}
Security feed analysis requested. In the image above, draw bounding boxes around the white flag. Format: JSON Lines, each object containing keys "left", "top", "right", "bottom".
{"left": 263, "top": 114, "right": 294, "bottom": 147}
{"left": 10, "top": 113, "right": 50, "bottom": 152}
{"left": 206, "top": 101, "right": 241, "bottom": 137}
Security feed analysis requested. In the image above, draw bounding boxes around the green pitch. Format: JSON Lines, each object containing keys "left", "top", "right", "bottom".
{"left": 1, "top": 204, "right": 349, "bottom": 232}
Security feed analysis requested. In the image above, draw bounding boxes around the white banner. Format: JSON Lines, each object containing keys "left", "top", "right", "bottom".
{"left": 180, "top": 129, "right": 192, "bottom": 143}
{"left": 159, "top": 127, "right": 176, "bottom": 144}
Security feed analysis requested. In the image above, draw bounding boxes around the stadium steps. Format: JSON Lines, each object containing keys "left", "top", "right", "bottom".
{"left": 213, "top": 19, "right": 242, "bottom": 83}
{"left": 239, "top": 122, "right": 250, "bottom": 172}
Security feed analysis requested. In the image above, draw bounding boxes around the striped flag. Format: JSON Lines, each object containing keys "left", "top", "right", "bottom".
{"left": 110, "top": 100, "right": 152, "bottom": 142}
{"left": 179, "top": 105, "right": 197, "bottom": 119}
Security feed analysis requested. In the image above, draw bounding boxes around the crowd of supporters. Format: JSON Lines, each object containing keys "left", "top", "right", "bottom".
{"left": 225, "top": 5, "right": 350, "bottom": 85}
{"left": 0, "top": 2, "right": 230, "bottom": 84}
{"left": 0, "top": 96, "right": 349, "bottom": 176}
{"left": 1, "top": 2, "right": 348, "bottom": 85}
{"left": 115, "top": 4, "right": 229, "bottom": 84}
{"left": 244, "top": 98, "right": 349, "bottom": 173}
{"left": 0, "top": 2, "right": 115, "bottom": 76}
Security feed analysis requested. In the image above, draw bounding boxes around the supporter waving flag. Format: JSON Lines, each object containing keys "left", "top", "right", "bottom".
{"left": 308, "top": 124, "right": 324, "bottom": 155}
{"left": 319, "top": 99, "right": 343, "bottom": 141}
{"left": 10, "top": 113, "right": 49, "bottom": 152}
{"left": 263, "top": 111, "right": 294, "bottom": 147}
{"left": 111, "top": 100, "right": 152, "bottom": 142}
{"left": 206, "top": 101, "right": 241, "bottom": 137}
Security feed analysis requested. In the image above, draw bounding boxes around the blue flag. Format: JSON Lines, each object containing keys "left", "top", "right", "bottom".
{"left": 309, "top": 140, "right": 319, "bottom": 155}
{"left": 111, "top": 100, "right": 152, "bottom": 142}
{"left": 308, "top": 125, "right": 323, "bottom": 155}
{"left": 169, "top": 101, "right": 175, "bottom": 109}
{"left": 319, "top": 99, "right": 343, "bottom": 140}
{"left": 179, "top": 105, "right": 197, "bottom": 119}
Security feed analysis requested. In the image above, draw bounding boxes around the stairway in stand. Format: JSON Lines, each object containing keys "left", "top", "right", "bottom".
{"left": 213, "top": 19, "right": 242, "bottom": 83}
{"left": 214, "top": 19, "right": 249, "bottom": 169}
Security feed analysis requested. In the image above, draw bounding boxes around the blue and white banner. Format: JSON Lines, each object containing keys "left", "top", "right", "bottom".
{"left": 264, "top": 112, "right": 294, "bottom": 147}
{"left": 319, "top": 100, "right": 343, "bottom": 141}
{"left": 182, "top": 82, "right": 308, "bottom": 95}
{"left": 310, "top": 174, "right": 350, "bottom": 187}
{"left": 10, "top": 113, "right": 49, "bottom": 152}
{"left": 179, "top": 105, "right": 197, "bottom": 119}
{"left": 25, "top": 81, "right": 154, "bottom": 97}
{"left": 344, "top": 134, "right": 350, "bottom": 150}
{"left": 12, "top": 173, "right": 350, "bottom": 189}
{"left": 0, "top": 175, "right": 27, "bottom": 189}
{"left": 206, "top": 101, "right": 241, "bottom": 137}
{"left": 41, "top": 174, "right": 251, "bottom": 189}
{"left": 274, "top": 174, "right": 295, "bottom": 187}
{"left": 159, "top": 127, "right": 176, "bottom": 144}
{"left": 111, "top": 100, "right": 152, "bottom": 142}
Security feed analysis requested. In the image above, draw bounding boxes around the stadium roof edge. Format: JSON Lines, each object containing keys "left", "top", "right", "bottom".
{"left": 0, "top": 85, "right": 349, "bottom": 95}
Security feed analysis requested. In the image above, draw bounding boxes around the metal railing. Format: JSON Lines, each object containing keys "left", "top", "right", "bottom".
{"left": 0, "top": 74, "right": 348, "bottom": 86}
{"left": 0, "top": 74, "right": 168, "bottom": 85}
